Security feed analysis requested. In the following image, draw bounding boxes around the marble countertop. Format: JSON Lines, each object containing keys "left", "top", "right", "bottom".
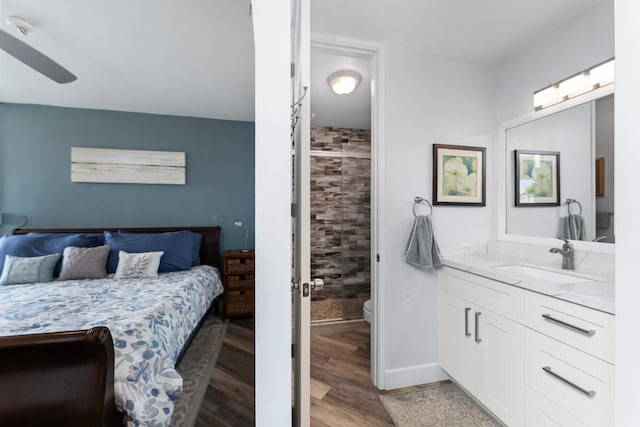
{"left": 442, "top": 254, "right": 615, "bottom": 315}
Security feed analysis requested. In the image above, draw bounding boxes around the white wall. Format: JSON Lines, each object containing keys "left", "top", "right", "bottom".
{"left": 496, "top": 0, "right": 614, "bottom": 123}
{"left": 380, "top": 46, "right": 496, "bottom": 388}
{"left": 252, "top": 0, "right": 292, "bottom": 425}
{"left": 614, "top": 1, "right": 640, "bottom": 424}
{"left": 378, "top": 0, "right": 616, "bottom": 390}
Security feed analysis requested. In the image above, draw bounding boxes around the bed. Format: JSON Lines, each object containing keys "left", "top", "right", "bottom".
{"left": 0, "top": 226, "right": 223, "bottom": 427}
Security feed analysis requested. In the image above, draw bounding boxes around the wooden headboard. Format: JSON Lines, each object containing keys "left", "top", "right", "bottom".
{"left": 12, "top": 226, "right": 222, "bottom": 270}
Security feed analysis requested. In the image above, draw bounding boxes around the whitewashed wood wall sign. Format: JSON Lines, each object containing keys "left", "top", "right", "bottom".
{"left": 71, "top": 147, "right": 186, "bottom": 185}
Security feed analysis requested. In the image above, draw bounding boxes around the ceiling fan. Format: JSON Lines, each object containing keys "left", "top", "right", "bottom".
{"left": 0, "top": 15, "right": 76, "bottom": 83}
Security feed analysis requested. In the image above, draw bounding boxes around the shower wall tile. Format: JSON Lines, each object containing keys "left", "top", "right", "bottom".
{"left": 310, "top": 127, "right": 372, "bottom": 321}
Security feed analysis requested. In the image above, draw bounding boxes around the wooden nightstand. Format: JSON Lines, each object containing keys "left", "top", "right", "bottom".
{"left": 223, "top": 251, "right": 255, "bottom": 317}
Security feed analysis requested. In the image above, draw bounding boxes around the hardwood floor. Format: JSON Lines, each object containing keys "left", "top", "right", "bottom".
{"left": 195, "top": 316, "right": 255, "bottom": 426}
{"left": 195, "top": 317, "right": 431, "bottom": 426}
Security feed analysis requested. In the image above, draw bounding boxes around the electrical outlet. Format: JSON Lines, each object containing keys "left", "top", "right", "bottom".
{"left": 460, "top": 243, "right": 473, "bottom": 254}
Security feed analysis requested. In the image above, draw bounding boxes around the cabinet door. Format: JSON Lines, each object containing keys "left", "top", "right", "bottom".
{"left": 475, "top": 309, "right": 525, "bottom": 427}
{"left": 439, "top": 290, "right": 476, "bottom": 393}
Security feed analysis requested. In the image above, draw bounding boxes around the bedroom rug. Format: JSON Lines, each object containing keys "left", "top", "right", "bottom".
{"left": 379, "top": 383, "right": 501, "bottom": 427}
{"left": 171, "top": 313, "right": 229, "bottom": 427}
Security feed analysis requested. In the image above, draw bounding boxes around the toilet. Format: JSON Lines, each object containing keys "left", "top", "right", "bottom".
{"left": 363, "top": 299, "right": 373, "bottom": 324}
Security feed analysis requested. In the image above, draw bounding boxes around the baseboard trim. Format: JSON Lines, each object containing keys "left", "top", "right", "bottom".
{"left": 384, "top": 362, "right": 450, "bottom": 390}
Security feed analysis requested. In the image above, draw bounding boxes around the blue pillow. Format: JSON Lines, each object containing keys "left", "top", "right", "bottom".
{"left": 191, "top": 232, "right": 202, "bottom": 266}
{"left": 0, "top": 233, "right": 104, "bottom": 277}
{"left": 104, "top": 231, "right": 193, "bottom": 274}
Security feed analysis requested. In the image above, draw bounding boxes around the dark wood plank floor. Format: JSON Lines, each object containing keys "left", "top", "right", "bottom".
{"left": 195, "top": 317, "right": 429, "bottom": 426}
{"left": 195, "top": 316, "right": 255, "bottom": 426}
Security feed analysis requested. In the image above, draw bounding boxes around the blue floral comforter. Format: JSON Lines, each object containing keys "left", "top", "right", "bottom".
{"left": 0, "top": 265, "right": 223, "bottom": 427}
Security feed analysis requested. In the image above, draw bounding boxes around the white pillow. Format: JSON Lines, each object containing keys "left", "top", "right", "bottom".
{"left": 0, "top": 254, "right": 61, "bottom": 285}
{"left": 114, "top": 250, "right": 164, "bottom": 279}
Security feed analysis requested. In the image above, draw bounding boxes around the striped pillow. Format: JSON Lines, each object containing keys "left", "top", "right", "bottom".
{"left": 59, "top": 245, "right": 110, "bottom": 280}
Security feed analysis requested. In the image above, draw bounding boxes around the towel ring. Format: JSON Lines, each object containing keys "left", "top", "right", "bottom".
{"left": 566, "top": 198, "right": 583, "bottom": 216}
{"left": 413, "top": 196, "right": 433, "bottom": 217}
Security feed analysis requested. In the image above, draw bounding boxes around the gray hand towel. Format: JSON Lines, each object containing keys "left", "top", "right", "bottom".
{"left": 404, "top": 215, "right": 442, "bottom": 269}
{"left": 564, "top": 214, "right": 586, "bottom": 241}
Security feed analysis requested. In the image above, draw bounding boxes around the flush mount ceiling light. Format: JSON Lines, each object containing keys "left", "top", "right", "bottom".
{"left": 533, "top": 58, "right": 615, "bottom": 110}
{"left": 327, "top": 70, "right": 361, "bottom": 95}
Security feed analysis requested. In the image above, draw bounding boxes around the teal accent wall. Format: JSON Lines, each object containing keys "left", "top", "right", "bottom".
{"left": 0, "top": 103, "right": 255, "bottom": 253}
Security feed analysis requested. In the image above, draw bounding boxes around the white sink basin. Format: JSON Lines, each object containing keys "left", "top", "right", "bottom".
{"left": 495, "top": 265, "right": 595, "bottom": 284}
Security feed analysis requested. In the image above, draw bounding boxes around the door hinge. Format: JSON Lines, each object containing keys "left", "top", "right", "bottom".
{"left": 291, "top": 62, "right": 295, "bottom": 78}
{"left": 291, "top": 203, "right": 297, "bottom": 217}
{"left": 376, "top": 253, "right": 380, "bottom": 262}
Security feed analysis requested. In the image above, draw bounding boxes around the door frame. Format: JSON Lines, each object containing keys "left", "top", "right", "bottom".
{"left": 310, "top": 35, "right": 387, "bottom": 388}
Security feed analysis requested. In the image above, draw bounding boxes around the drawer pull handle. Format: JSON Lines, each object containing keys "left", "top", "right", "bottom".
{"left": 542, "top": 314, "right": 596, "bottom": 336}
{"left": 474, "top": 312, "right": 482, "bottom": 343}
{"left": 542, "top": 366, "right": 596, "bottom": 397}
{"left": 464, "top": 307, "right": 471, "bottom": 337}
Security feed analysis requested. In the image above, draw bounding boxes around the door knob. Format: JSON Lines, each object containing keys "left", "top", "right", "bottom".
{"left": 312, "top": 278, "right": 324, "bottom": 290}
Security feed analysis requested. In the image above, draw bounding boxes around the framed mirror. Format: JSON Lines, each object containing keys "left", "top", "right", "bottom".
{"left": 498, "top": 85, "right": 614, "bottom": 254}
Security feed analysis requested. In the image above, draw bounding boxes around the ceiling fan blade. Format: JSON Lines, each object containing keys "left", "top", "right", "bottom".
{"left": 0, "top": 29, "right": 76, "bottom": 84}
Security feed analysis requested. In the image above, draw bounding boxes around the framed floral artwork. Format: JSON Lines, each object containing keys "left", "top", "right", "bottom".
{"left": 514, "top": 150, "right": 560, "bottom": 206}
{"left": 432, "top": 144, "right": 486, "bottom": 206}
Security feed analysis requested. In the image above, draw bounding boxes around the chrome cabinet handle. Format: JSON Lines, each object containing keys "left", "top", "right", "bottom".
{"left": 542, "top": 366, "right": 596, "bottom": 397}
{"left": 542, "top": 314, "right": 596, "bottom": 336}
{"left": 475, "top": 312, "right": 482, "bottom": 343}
{"left": 464, "top": 307, "right": 471, "bottom": 337}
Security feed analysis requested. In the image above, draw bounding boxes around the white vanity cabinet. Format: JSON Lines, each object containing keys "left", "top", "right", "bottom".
{"left": 438, "top": 266, "right": 615, "bottom": 427}
{"left": 438, "top": 267, "right": 526, "bottom": 427}
{"left": 524, "top": 292, "right": 615, "bottom": 427}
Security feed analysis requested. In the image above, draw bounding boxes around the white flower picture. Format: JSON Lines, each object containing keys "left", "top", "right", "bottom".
{"left": 515, "top": 150, "right": 560, "bottom": 206}
{"left": 433, "top": 144, "right": 485, "bottom": 206}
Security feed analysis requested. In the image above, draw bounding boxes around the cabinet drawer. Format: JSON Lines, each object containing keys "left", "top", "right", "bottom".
{"left": 226, "top": 274, "right": 255, "bottom": 290}
{"left": 225, "top": 257, "right": 255, "bottom": 274}
{"left": 226, "top": 290, "right": 255, "bottom": 316}
{"left": 525, "top": 329, "right": 614, "bottom": 427}
{"left": 441, "top": 267, "right": 525, "bottom": 322}
{"left": 525, "top": 386, "right": 590, "bottom": 427}
{"left": 525, "top": 292, "right": 614, "bottom": 363}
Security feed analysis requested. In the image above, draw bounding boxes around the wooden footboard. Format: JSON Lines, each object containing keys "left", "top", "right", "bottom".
{"left": 0, "top": 327, "right": 124, "bottom": 427}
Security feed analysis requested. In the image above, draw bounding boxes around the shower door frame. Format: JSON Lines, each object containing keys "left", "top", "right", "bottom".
{"left": 310, "top": 36, "right": 386, "bottom": 389}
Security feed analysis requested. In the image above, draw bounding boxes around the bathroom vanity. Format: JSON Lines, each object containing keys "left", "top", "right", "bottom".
{"left": 438, "top": 256, "right": 614, "bottom": 427}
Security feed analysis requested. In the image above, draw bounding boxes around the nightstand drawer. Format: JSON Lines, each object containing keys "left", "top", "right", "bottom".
{"left": 226, "top": 290, "right": 254, "bottom": 316}
{"left": 227, "top": 274, "right": 255, "bottom": 290}
{"left": 225, "top": 257, "right": 255, "bottom": 274}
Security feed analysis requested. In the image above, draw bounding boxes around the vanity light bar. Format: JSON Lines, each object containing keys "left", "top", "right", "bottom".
{"left": 533, "top": 58, "right": 615, "bottom": 111}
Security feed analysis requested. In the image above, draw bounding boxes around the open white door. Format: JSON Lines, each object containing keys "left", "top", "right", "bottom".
{"left": 291, "top": 0, "right": 312, "bottom": 425}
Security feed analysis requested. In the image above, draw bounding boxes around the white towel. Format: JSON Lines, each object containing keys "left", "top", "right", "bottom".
{"left": 404, "top": 215, "right": 442, "bottom": 269}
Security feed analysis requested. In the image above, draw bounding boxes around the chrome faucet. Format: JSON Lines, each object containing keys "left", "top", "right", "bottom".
{"left": 550, "top": 238, "right": 575, "bottom": 270}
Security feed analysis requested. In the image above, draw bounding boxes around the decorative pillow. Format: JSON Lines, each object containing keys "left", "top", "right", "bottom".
{"left": 190, "top": 232, "right": 202, "bottom": 266}
{"left": 0, "top": 233, "right": 104, "bottom": 277}
{"left": 0, "top": 254, "right": 61, "bottom": 285}
{"left": 59, "top": 245, "right": 110, "bottom": 280}
{"left": 114, "top": 251, "right": 164, "bottom": 279}
{"left": 104, "top": 231, "right": 192, "bottom": 274}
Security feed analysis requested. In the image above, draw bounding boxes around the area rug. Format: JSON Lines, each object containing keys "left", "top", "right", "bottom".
{"left": 171, "top": 313, "right": 229, "bottom": 427}
{"left": 379, "top": 383, "right": 501, "bottom": 427}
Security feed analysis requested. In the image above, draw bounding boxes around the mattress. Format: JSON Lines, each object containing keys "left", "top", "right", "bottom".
{"left": 0, "top": 265, "right": 223, "bottom": 426}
